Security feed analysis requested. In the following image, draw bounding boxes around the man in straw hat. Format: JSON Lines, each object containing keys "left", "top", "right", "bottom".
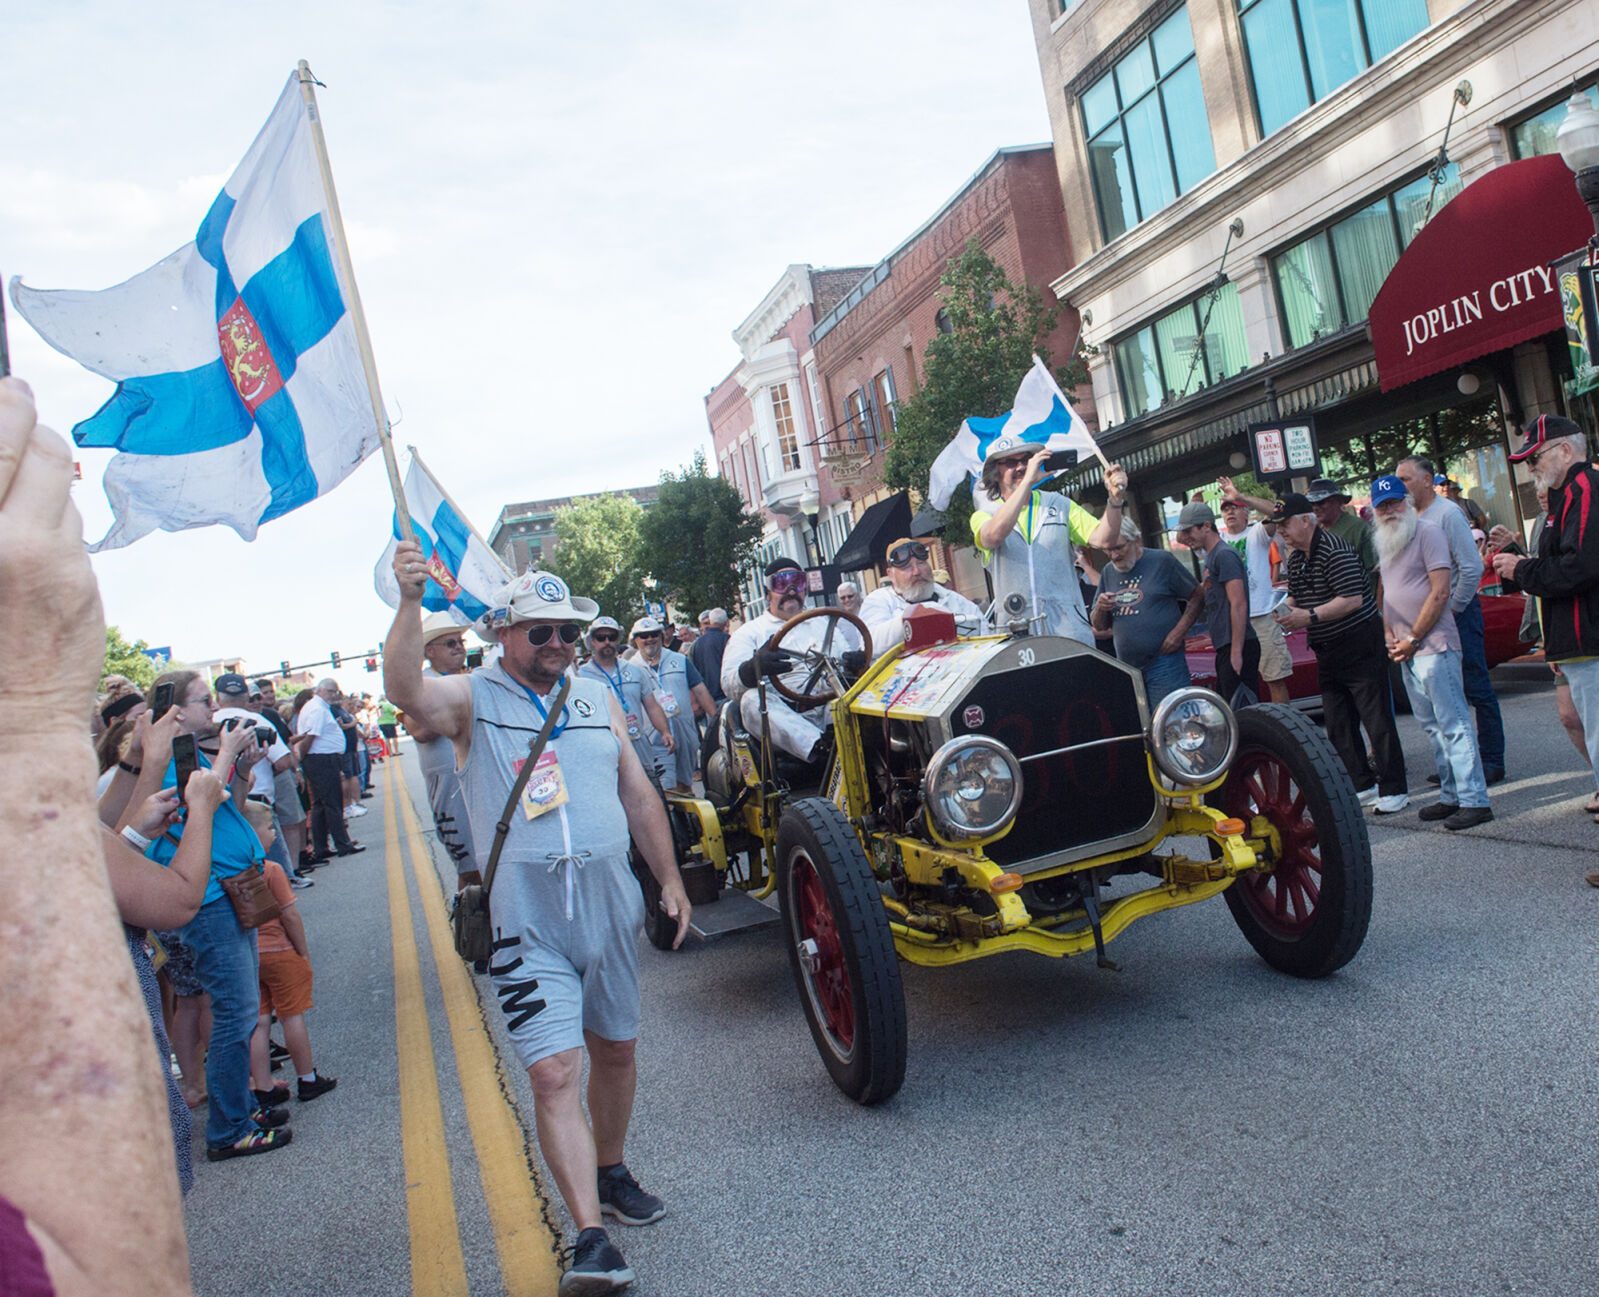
{"left": 385, "top": 548, "right": 690, "bottom": 1295}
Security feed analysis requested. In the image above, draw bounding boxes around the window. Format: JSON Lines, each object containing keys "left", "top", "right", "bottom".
{"left": 1111, "top": 280, "right": 1250, "bottom": 419}
{"left": 874, "top": 368, "right": 898, "bottom": 436}
{"left": 803, "top": 361, "right": 826, "bottom": 443}
{"left": 847, "top": 389, "right": 878, "bottom": 452}
{"left": 934, "top": 307, "right": 954, "bottom": 336}
{"left": 771, "top": 383, "right": 802, "bottom": 472}
{"left": 1237, "top": 0, "right": 1431, "bottom": 138}
{"left": 1081, "top": 6, "right": 1215, "bottom": 241}
{"left": 1511, "top": 85, "right": 1599, "bottom": 160}
{"left": 1271, "top": 163, "right": 1462, "bottom": 350}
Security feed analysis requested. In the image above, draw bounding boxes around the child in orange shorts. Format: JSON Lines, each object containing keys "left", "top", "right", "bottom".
{"left": 243, "top": 804, "right": 337, "bottom": 1106}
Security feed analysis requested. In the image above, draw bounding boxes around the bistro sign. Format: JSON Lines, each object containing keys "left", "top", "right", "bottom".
{"left": 1370, "top": 154, "right": 1594, "bottom": 393}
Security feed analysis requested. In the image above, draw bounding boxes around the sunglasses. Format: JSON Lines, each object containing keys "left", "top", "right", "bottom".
{"left": 526, "top": 623, "right": 582, "bottom": 647}
{"left": 589, "top": 630, "right": 619, "bottom": 644}
{"left": 634, "top": 631, "right": 663, "bottom": 641}
{"left": 886, "top": 541, "right": 930, "bottom": 568}
{"left": 768, "top": 570, "right": 808, "bottom": 595}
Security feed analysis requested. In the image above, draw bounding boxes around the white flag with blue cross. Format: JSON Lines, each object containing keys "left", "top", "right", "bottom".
{"left": 9, "top": 72, "right": 380, "bottom": 551}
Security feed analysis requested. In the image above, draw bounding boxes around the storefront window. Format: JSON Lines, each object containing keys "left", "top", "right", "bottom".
{"left": 1271, "top": 163, "right": 1461, "bottom": 350}
{"left": 1112, "top": 281, "right": 1250, "bottom": 418}
{"left": 1082, "top": 6, "right": 1215, "bottom": 241}
{"left": 1237, "top": 0, "right": 1431, "bottom": 138}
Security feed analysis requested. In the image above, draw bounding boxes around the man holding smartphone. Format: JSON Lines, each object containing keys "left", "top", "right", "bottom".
{"left": 213, "top": 674, "right": 307, "bottom": 888}
{"left": 970, "top": 434, "right": 1129, "bottom": 644}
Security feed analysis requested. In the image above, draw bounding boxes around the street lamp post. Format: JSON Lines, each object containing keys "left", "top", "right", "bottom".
{"left": 1557, "top": 90, "right": 1599, "bottom": 244}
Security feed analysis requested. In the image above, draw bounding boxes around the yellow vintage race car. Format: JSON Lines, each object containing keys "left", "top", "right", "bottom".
{"left": 638, "top": 603, "right": 1372, "bottom": 1105}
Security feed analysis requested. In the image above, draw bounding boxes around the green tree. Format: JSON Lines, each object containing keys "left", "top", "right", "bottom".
{"left": 640, "top": 451, "right": 762, "bottom": 618}
{"left": 546, "top": 494, "right": 650, "bottom": 626}
{"left": 103, "top": 625, "right": 161, "bottom": 690}
{"left": 883, "top": 237, "right": 1088, "bottom": 543}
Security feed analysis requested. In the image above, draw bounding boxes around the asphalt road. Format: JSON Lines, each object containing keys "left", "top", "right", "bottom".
{"left": 184, "top": 675, "right": 1598, "bottom": 1297}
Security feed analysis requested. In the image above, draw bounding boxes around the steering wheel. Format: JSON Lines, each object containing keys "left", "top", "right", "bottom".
{"left": 766, "top": 606, "right": 874, "bottom": 709}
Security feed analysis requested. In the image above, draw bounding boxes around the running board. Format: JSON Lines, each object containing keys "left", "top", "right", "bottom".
{"left": 689, "top": 888, "right": 780, "bottom": 941}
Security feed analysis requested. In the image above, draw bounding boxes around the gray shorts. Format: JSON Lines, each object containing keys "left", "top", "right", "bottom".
{"left": 487, "top": 848, "right": 645, "bottom": 1068}
{"left": 273, "top": 768, "right": 306, "bottom": 826}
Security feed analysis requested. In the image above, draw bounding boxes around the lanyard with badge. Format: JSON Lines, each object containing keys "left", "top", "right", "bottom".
{"left": 513, "top": 680, "right": 571, "bottom": 820}
{"left": 643, "top": 656, "right": 679, "bottom": 718}
{"left": 594, "top": 662, "right": 644, "bottom": 740}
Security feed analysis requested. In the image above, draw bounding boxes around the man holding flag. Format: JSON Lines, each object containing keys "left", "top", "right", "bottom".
{"left": 929, "top": 357, "right": 1128, "bottom": 644}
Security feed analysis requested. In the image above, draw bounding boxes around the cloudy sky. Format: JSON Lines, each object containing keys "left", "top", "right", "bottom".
{"left": 3, "top": 1, "right": 1053, "bottom": 689}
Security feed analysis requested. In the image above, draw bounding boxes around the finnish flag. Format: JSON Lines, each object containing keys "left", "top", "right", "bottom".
{"left": 927, "top": 355, "right": 1100, "bottom": 510}
{"left": 374, "top": 455, "right": 511, "bottom": 626}
{"left": 10, "top": 72, "right": 380, "bottom": 551}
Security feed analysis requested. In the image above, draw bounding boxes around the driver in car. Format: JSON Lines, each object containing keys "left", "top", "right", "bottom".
{"left": 858, "top": 537, "right": 983, "bottom": 648}
{"left": 722, "top": 556, "right": 856, "bottom": 765}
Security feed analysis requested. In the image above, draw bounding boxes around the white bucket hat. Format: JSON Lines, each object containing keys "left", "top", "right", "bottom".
{"left": 479, "top": 570, "right": 599, "bottom": 634}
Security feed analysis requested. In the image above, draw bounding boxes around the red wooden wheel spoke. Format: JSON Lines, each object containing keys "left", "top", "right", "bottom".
{"left": 1227, "top": 751, "right": 1323, "bottom": 938}
{"left": 794, "top": 858, "right": 854, "bottom": 1048}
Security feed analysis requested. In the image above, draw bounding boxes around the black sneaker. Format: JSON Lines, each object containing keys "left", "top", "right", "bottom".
{"left": 252, "top": 1085, "right": 292, "bottom": 1108}
{"left": 597, "top": 1163, "right": 665, "bottom": 1226}
{"left": 298, "top": 1072, "right": 338, "bottom": 1102}
{"left": 334, "top": 844, "right": 366, "bottom": 857}
{"left": 269, "top": 1040, "right": 292, "bottom": 1061}
{"left": 559, "top": 1227, "right": 634, "bottom": 1296}
{"left": 1418, "top": 802, "right": 1459, "bottom": 822}
{"left": 1444, "top": 805, "right": 1494, "bottom": 831}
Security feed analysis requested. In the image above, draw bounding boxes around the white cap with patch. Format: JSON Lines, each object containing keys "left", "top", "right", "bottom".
{"left": 479, "top": 570, "right": 599, "bottom": 633}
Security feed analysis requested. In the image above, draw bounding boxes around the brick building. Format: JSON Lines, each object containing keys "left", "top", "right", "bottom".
{"left": 807, "top": 143, "right": 1093, "bottom": 600}
{"left": 486, "top": 485, "right": 660, "bottom": 575}
{"left": 706, "top": 145, "right": 1093, "bottom": 613}
{"left": 1027, "top": 0, "right": 1599, "bottom": 538}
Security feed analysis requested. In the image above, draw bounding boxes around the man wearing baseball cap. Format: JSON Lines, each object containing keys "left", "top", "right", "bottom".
{"left": 1494, "top": 417, "right": 1599, "bottom": 874}
{"left": 581, "top": 616, "right": 674, "bottom": 790}
{"left": 384, "top": 548, "right": 690, "bottom": 1294}
{"left": 858, "top": 537, "right": 983, "bottom": 649}
{"left": 1174, "top": 500, "right": 1259, "bottom": 703}
{"left": 629, "top": 616, "right": 712, "bottom": 794}
{"left": 1371, "top": 476, "right": 1491, "bottom": 829}
{"left": 1214, "top": 484, "right": 1291, "bottom": 704}
{"left": 970, "top": 433, "right": 1129, "bottom": 643}
{"left": 1276, "top": 492, "right": 1409, "bottom": 813}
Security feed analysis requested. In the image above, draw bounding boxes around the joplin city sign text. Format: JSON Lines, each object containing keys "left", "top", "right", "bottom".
{"left": 1401, "top": 263, "right": 1558, "bottom": 356}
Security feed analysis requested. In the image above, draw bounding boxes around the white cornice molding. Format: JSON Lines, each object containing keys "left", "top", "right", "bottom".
{"left": 734, "top": 265, "right": 814, "bottom": 359}
{"left": 737, "top": 339, "right": 802, "bottom": 395}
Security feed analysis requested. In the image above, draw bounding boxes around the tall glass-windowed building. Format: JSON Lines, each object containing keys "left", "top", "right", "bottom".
{"left": 1028, "top": 0, "right": 1599, "bottom": 539}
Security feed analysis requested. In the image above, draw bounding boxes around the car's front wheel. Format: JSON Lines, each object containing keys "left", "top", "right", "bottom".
{"left": 776, "top": 798, "right": 906, "bottom": 1104}
{"left": 1215, "top": 703, "right": 1373, "bottom": 978}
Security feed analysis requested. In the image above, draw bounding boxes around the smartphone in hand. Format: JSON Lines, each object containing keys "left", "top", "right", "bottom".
{"left": 172, "top": 734, "right": 199, "bottom": 806}
{"left": 150, "top": 681, "right": 176, "bottom": 721}
{"left": 1043, "top": 449, "right": 1078, "bottom": 473}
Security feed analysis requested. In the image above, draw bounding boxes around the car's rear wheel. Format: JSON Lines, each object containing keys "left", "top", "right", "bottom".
{"left": 1215, "top": 703, "right": 1372, "bottom": 978}
{"left": 776, "top": 798, "right": 906, "bottom": 1104}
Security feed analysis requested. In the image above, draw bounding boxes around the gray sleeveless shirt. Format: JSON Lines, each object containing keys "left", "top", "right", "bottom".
{"left": 983, "top": 490, "right": 1094, "bottom": 646}
{"left": 460, "top": 663, "right": 630, "bottom": 866}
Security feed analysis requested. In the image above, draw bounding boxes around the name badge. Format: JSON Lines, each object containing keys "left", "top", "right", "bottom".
{"left": 655, "top": 688, "right": 680, "bottom": 718}
{"left": 515, "top": 751, "right": 568, "bottom": 820}
{"left": 624, "top": 711, "right": 642, "bottom": 740}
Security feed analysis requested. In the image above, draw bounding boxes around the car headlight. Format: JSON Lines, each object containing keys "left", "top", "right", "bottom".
{"left": 921, "top": 736, "right": 1024, "bottom": 843}
{"left": 1148, "top": 687, "right": 1238, "bottom": 785}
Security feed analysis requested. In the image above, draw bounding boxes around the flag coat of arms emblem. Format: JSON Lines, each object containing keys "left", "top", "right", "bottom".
{"left": 374, "top": 456, "right": 511, "bottom": 626}
{"left": 10, "top": 72, "right": 380, "bottom": 550}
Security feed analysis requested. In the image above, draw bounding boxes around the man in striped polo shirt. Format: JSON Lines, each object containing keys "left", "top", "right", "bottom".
{"left": 1274, "top": 492, "right": 1409, "bottom": 814}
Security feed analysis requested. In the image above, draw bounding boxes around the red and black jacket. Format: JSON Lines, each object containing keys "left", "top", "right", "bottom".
{"left": 1516, "top": 462, "right": 1599, "bottom": 662}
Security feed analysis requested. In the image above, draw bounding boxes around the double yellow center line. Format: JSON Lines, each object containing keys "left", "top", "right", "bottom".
{"left": 382, "top": 758, "right": 560, "bottom": 1295}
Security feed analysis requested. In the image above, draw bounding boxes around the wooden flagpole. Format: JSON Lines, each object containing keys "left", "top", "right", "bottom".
{"left": 295, "top": 60, "right": 415, "bottom": 544}
{"left": 405, "top": 443, "right": 514, "bottom": 578}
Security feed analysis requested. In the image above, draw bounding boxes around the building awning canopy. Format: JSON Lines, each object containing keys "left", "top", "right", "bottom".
{"left": 832, "top": 491, "right": 912, "bottom": 572}
{"left": 1370, "top": 154, "right": 1594, "bottom": 392}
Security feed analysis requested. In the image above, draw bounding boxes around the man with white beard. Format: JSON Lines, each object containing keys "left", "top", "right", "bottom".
{"left": 1493, "top": 416, "right": 1599, "bottom": 884}
{"left": 858, "top": 538, "right": 983, "bottom": 651}
{"left": 1370, "top": 476, "right": 1491, "bottom": 829}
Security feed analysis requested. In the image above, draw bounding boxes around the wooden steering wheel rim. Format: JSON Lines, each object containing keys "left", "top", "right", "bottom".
{"left": 767, "top": 606, "right": 874, "bottom": 708}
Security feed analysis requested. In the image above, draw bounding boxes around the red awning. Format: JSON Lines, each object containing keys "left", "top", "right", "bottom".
{"left": 1370, "top": 154, "right": 1594, "bottom": 392}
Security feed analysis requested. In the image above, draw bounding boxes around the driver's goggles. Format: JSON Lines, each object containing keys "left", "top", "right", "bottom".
{"left": 886, "top": 541, "right": 930, "bottom": 568}
{"left": 526, "top": 622, "right": 582, "bottom": 647}
{"left": 767, "top": 570, "right": 809, "bottom": 596}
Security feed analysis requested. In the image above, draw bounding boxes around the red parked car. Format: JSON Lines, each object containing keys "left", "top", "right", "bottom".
{"left": 1185, "top": 587, "right": 1530, "bottom": 708}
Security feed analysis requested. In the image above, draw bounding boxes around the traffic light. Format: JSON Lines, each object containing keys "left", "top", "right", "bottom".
{"left": 280, "top": 661, "right": 290, "bottom": 678}
{"left": 365, "top": 656, "right": 378, "bottom": 672}
{"left": 330, "top": 650, "right": 341, "bottom": 668}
